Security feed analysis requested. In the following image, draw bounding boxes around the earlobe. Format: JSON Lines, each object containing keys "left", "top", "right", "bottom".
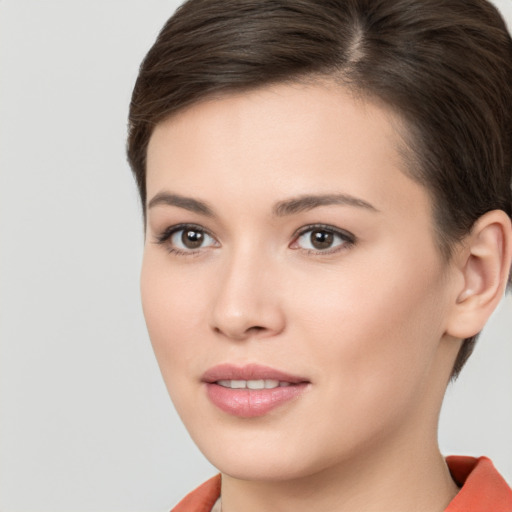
{"left": 446, "top": 210, "right": 512, "bottom": 339}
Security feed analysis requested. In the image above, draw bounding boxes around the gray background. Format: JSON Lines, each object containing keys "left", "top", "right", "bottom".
{"left": 0, "top": 1, "right": 511, "bottom": 511}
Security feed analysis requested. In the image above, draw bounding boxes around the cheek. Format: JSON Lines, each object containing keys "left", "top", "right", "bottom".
{"left": 140, "top": 254, "right": 216, "bottom": 428}
{"left": 140, "top": 253, "right": 206, "bottom": 372}
{"left": 274, "top": 259, "right": 448, "bottom": 466}
{"left": 291, "top": 251, "right": 448, "bottom": 400}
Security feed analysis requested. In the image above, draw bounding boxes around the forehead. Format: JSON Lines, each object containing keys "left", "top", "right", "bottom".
{"left": 146, "top": 81, "right": 429, "bottom": 222}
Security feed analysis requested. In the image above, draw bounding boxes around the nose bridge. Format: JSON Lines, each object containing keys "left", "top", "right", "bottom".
{"left": 210, "top": 241, "right": 284, "bottom": 340}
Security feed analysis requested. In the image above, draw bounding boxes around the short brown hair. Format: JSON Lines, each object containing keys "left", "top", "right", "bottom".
{"left": 127, "top": 0, "right": 512, "bottom": 378}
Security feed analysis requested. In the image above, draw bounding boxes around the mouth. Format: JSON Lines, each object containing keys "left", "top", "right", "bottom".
{"left": 202, "top": 364, "right": 310, "bottom": 418}
{"left": 215, "top": 379, "right": 292, "bottom": 389}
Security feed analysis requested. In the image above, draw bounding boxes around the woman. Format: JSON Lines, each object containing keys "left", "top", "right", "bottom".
{"left": 127, "top": 0, "right": 512, "bottom": 510}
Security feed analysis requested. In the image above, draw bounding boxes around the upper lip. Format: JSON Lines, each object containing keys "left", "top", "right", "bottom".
{"left": 201, "top": 363, "right": 308, "bottom": 384}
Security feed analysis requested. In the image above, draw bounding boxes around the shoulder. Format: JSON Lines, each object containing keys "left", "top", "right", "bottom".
{"left": 171, "top": 475, "right": 221, "bottom": 512}
{"left": 445, "top": 456, "right": 512, "bottom": 512}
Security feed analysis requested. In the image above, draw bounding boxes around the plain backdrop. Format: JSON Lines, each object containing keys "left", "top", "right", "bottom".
{"left": 0, "top": 1, "right": 511, "bottom": 511}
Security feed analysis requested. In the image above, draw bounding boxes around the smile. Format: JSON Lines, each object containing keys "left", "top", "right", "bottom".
{"left": 216, "top": 379, "right": 291, "bottom": 389}
{"left": 202, "top": 364, "right": 310, "bottom": 418}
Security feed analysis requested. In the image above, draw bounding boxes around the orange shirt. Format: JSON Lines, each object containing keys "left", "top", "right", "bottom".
{"left": 445, "top": 456, "right": 512, "bottom": 511}
{"left": 172, "top": 456, "right": 512, "bottom": 512}
{"left": 172, "top": 475, "right": 221, "bottom": 512}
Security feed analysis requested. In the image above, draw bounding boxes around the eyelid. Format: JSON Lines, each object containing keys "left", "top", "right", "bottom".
{"left": 153, "top": 222, "right": 355, "bottom": 256}
{"left": 153, "top": 223, "right": 219, "bottom": 251}
{"left": 290, "top": 224, "right": 356, "bottom": 252}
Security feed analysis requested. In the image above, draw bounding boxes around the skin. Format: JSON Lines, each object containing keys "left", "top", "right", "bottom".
{"left": 141, "top": 81, "right": 505, "bottom": 512}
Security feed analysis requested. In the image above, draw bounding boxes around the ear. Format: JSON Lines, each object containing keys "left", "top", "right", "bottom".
{"left": 446, "top": 210, "right": 512, "bottom": 339}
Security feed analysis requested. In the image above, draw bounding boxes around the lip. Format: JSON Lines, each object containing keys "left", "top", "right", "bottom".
{"left": 202, "top": 363, "right": 307, "bottom": 384}
{"left": 202, "top": 364, "right": 310, "bottom": 418}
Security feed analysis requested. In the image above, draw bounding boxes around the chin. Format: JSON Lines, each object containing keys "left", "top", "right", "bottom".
{"left": 209, "top": 452, "right": 321, "bottom": 482}
{"left": 186, "top": 421, "right": 344, "bottom": 483}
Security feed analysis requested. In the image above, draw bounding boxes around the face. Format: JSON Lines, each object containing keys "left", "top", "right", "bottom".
{"left": 142, "top": 82, "right": 458, "bottom": 481}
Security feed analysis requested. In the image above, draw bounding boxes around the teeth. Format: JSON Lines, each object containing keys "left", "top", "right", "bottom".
{"left": 216, "top": 379, "right": 283, "bottom": 389}
{"left": 247, "top": 379, "right": 265, "bottom": 389}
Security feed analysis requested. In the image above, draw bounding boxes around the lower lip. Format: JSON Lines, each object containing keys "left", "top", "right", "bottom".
{"left": 205, "top": 383, "right": 308, "bottom": 418}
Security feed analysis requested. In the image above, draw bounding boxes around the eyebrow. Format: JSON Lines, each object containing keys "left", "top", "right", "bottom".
{"left": 147, "top": 191, "right": 378, "bottom": 217}
{"left": 148, "top": 192, "right": 215, "bottom": 217}
{"left": 272, "top": 194, "right": 379, "bottom": 216}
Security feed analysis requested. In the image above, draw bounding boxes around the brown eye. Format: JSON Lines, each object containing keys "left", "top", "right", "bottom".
{"left": 181, "top": 229, "right": 204, "bottom": 249}
{"left": 310, "top": 230, "right": 334, "bottom": 250}
{"left": 166, "top": 226, "right": 217, "bottom": 252}
{"left": 294, "top": 226, "right": 354, "bottom": 252}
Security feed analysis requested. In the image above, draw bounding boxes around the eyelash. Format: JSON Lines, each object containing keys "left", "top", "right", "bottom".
{"left": 292, "top": 224, "right": 356, "bottom": 254}
{"left": 154, "top": 223, "right": 217, "bottom": 256}
{"left": 153, "top": 223, "right": 356, "bottom": 256}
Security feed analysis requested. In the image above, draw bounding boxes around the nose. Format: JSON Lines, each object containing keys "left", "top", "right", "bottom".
{"left": 209, "top": 249, "right": 286, "bottom": 341}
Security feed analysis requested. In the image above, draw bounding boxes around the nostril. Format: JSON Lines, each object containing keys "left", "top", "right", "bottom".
{"left": 213, "top": 324, "right": 267, "bottom": 340}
